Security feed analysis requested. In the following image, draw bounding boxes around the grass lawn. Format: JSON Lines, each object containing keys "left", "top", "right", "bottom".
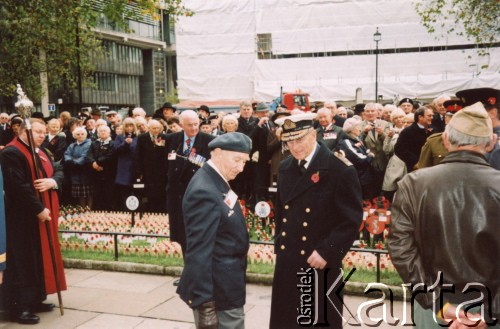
{"left": 62, "top": 250, "right": 403, "bottom": 286}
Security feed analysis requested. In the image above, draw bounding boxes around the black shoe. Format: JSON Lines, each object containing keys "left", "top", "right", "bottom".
{"left": 173, "top": 279, "right": 180, "bottom": 286}
{"left": 31, "top": 302, "right": 56, "bottom": 313}
{"left": 10, "top": 309, "right": 40, "bottom": 325}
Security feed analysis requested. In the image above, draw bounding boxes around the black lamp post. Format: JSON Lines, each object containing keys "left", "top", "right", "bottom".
{"left": 373, "top": 27, "right": 381, "bottom": 103}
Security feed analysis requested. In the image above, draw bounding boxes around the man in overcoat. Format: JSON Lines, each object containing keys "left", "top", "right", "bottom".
{"left": 315, "top": 107, "right": 345, "bottom": 151}
{"left": 135, "top": 119, "right": 168, "bottom": 213}
{"left": 394, "top": 107, "right": 434, "bottom": 172}
{"left": 177, "top": 132, "right": 251, "bottom": 329}
{"left": 233, "top": 101, "right": 259, "bottom": 203}
{"left": 165, "top": 110, "right": 214, "bottom": 257}
{"left": 270, "top": 113, "right": 363, "bottom": 328}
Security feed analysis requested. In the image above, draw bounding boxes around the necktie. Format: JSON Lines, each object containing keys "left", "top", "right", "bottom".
{"left": 299, "top": 159, "right": 307, "bottom": 175}
{"left": 184, "top": 138, "right": 192, "bottom": 156}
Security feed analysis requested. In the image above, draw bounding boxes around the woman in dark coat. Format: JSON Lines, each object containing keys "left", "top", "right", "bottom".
{"left": 87, "top": 125, "right": 116, "bottom": 211}
{"left": 113, "top": 118, "right": 138, "bottom": 211}
{"left": 63, "top": 127, "right": 92, "bottom": 207}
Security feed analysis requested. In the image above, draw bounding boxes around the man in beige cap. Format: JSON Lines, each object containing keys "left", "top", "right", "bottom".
{"left": 388, "top": 102, "right": 500, "bottom": 328}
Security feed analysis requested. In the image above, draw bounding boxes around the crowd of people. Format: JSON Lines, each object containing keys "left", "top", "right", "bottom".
{"left": 0, "top": 89, "right": 497, "bottom": 216}
{"left": 0, "top": 86, "right": 498, "bottom": 327}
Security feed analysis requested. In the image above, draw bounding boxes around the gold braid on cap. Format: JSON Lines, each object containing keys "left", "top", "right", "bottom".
{"left": 283, "top": 119, "right": 296, "bottom": 130}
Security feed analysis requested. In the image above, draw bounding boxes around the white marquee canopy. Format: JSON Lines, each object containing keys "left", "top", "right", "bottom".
{"left": 175, "top": 0, "right": 500, "bottom": 103}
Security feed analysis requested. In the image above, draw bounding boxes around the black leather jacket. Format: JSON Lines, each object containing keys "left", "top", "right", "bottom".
{"left": 388, "top": 150, "right": 500, "bottom": 318}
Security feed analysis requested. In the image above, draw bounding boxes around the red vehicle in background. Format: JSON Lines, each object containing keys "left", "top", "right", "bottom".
{"left": 272, "top": 89, "right": 311, "bottom": 112}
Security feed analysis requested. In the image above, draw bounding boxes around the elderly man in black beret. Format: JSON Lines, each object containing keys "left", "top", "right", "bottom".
{"left": 177, "top": 132, "right": 252, "bottom": 329}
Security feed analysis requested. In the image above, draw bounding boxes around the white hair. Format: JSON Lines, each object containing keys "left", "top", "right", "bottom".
{"left": 132, "top": 107, "right": 146, "bottom": 117}
{"left": 337, "top": 107, "right": 347, "bottom": 115}
{"left": 343, "top": 117, "right": 362, "bottom": 133}
{"left": 95, "top": 119, "right": 107, "bottom": 126}
{"left": 323, "top": 100, "right": 337, "bottom": 109}
{"left": 135, "top": 116, "right": 147, "bottom": 125}
{"left": 445, "top": 125, "right": 491, "bottom": 148}
{"left": 316, "top": 107, "right": 333, "bottom": 118}
{"left": 97, "top": 125, "right": 110, "bottom": 133}
{"left": 179, "top": 110, "right": 199, "bottom": 124}
{"left": 72, "top": 126, "right": 88, "bottom": 138}
{"left": 390, "top": 108, "right": 406, "bottom": 121}
{"left": 148, "top": 119, "right": 163, "bottom": 128}
{"left": 364, "top": 102, "right": 377, "bottom": 111}
{"left": 47, "top": 118, "right": 60, "bottom": 126}
{"left": 222, "top": 114, "right": 238, "bottom": 124}
{"left": 433, "top": 94, "right": 451, "bottom": 105}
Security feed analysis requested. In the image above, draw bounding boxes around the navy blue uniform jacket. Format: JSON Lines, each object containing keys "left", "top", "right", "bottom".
{"left": 270, "top": 143, "right": 363, "bottom": 328}
{"left": 177, "top": 163, "right": 249, "bottom": 311}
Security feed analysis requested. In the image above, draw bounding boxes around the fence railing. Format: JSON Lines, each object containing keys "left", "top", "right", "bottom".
{"left": 59, "top": 229, "right": 389, "bottom": 283}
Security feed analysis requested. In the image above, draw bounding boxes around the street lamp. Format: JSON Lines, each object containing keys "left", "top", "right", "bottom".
{"left": 373, "top": 27, "right": 382, "bottom": 103}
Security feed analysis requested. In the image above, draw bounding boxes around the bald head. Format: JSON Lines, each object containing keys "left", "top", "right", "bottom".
{"left": 180, "top": 110, "right": 200, "bottom": 138}
{"left": 316, "top": 107, "right": 333, "bottom": 127}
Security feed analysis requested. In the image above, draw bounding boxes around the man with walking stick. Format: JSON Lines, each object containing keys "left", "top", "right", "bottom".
{"left": 0, "top": 88, "right": 66, "bottom": 324}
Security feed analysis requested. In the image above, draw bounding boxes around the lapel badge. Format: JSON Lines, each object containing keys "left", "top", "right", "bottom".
{"left": 283, "top": 119, "right": 296, "bottom": 130}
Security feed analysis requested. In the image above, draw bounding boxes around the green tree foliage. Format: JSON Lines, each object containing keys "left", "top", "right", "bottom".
{"left": 0, "top": 0, "right": 192, "bottom": 101}
{"left": 415, "top": 0, "right": 499, "bottom": 45}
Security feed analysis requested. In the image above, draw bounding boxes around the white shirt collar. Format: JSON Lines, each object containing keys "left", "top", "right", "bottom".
{"left": 206, "top": 160, "right": 229, "bottom": 185}
{"left": 300, "top": 143, "right": 319, "bottom": 170}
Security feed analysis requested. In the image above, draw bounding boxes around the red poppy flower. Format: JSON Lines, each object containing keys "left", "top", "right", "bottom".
{"left": 311, "top": 171, "right": 320, "bottom": 183}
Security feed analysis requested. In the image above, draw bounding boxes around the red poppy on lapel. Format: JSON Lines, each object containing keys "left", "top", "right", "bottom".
{"left": 154, "top": 137, "right": 165, "bottom": 147}
{"left": 311, "top": 171, "right": 320, "bottom": 183}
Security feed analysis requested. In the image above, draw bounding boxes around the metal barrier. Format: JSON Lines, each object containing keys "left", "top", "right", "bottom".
{"left": 59, "top": 229, "right": 390, "bottom": 283}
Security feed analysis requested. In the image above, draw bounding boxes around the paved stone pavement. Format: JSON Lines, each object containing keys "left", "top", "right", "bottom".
{"left": 0, "top": 269, "right": 412, "bottom": 328}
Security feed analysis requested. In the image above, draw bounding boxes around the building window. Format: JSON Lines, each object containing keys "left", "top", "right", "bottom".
{"left": 95, "top": 72, "right": 116, "bottom": 92}
{"left": 257, "top": 33, "right": 272, "bottom": 59}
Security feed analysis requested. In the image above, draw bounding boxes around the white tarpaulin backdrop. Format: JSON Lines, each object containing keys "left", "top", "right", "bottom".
{"left": 175, "top": 0, "right": 500, "bottom": 102}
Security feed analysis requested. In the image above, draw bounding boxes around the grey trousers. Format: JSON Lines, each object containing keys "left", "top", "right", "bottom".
{"left": 193, "top": 307, "right": 244, "bottom": 329}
